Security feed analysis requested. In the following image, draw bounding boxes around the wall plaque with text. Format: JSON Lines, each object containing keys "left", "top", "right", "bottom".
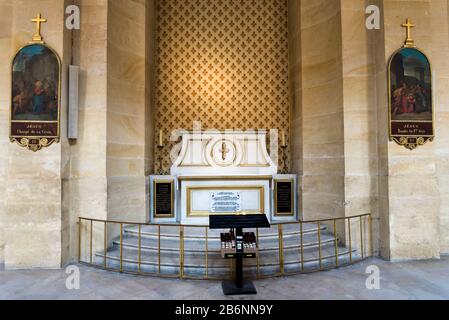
{"left": 210, "top": 191, "right": 242, "bottom": 213}
{"left": 154, "top": 180, "right": 174, "bottom": 218}
{"left": 274, "top": 180, "right": 294, "bottom": 216}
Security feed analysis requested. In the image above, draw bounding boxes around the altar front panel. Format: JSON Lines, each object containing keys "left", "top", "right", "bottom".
{"left": 180, "top": 179, "right": 271, "bottom": 225}
{"left": 188, "top": 186, "right": 264, "bottom": 216}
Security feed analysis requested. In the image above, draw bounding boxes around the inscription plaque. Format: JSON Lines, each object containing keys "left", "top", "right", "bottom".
{"left": 274, "top": 180, "right": 294, "bottom": 216}
{"left": 210, "top": 191, "right": 242, "bottom": 213}
{"left": 154, "top": 180, "right": 174, "bottom": 217}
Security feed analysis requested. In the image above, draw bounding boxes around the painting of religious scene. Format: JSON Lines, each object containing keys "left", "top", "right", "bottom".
{"left": 11, "top": 44, "right": 60, "bottom": 122}
{"left": 390, "top": 47, "right": 432, "bottom": 121}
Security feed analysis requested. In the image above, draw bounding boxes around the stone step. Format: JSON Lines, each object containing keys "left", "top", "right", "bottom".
{"left": 112, "top": 232, "right": 337, "bottom": 254}
{"left": 124, "top": 223, "right": 327, "bottom": 241}
{"left": 92, "top": 222, "right": 361, "bottom": 278}
{"left": 94, "top": 245, "right": 359, "bottom": 277}
{"left": 97, "top": 242, "right": 352, "bottom": 266}
{"left": 95, "top": 238, "right": 352, "bottom": 267}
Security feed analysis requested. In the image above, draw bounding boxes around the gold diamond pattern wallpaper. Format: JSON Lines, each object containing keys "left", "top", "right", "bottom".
{"left": 154, "top": 0, "right": 290, "bottom": 172}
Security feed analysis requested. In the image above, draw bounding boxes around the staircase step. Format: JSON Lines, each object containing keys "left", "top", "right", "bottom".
{"left": 112, "top": 232, "right": 337, "bottom": 254}
{"left": 95, "top": 242, "right": 354, "bottom": 269}
{"left": 124, "top": 223, "right": 327, "bottom": 241}
{"left": 94, "top": 246, "right": 359, "bottom": 277}
{"left": 90, "top": 221, "right": 363, "bottom": 278}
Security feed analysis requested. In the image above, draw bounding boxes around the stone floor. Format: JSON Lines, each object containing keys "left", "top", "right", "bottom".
{"left": 1, "top": 257, "right": 449, "bottom": 300}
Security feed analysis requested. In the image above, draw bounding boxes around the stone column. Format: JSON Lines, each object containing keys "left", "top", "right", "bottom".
{"left": 340, "top": 0, "right": 380, "bottom": 253}
{"left": 71, "top": 0, "right": 155, "bottom": 262}
{"left": 4, "top": 0, "right": 72, "bottom": 269}
{"left": 294, "top": 0, "right": 446, "bottom": 260}
{"left": 288, "top": 0, "right": 302, "bottom": 215}
{"left": 339, "top": 0, "right": 448, "bottom": 260}
{"left": 70, "top": 0, "right": 109, "bottom": 263}
{"left": 106, "top": 0, "right": 153, "bottom": 223}
{"left": 436, "top": 0, "right": 449, "bottom": 254}
{"left": 299, "top": 0, "right": 345, "bottom": 222}
{"left": 0, "top": 0, "right": 13, "bottom": 265}
{"left": 376, "top": 0, "right": 446, "bottom": 260}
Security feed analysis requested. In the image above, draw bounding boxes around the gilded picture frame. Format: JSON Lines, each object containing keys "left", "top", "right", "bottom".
{"left": 10, "top": 43, "right": 61, "bottom": 152}
{"left": 186, "top": 186, "right": 265, "bottom": 217}
{"left": 388, "top": 46, "right": 434, "bottom": 151}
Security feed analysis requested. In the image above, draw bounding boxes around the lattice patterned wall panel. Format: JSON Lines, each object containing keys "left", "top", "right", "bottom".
{"left": 155, "top": 0, "right": 290, "bottom": 172}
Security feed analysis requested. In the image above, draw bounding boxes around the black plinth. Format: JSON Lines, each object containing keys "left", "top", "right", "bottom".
{"left": 209, "top": 214, "right": 270, "bottom": 296}
{"left": 222, "top": 280, "right": 257, "bottom": 295}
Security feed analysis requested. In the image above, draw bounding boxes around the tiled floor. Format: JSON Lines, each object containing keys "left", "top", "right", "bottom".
{"left": 1, "top": 257, "right": 449, "bottom": 300}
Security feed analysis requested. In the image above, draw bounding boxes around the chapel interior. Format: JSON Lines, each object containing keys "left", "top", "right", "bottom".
{"left": 2, "top": 0, "right": 449, "bottom": 271}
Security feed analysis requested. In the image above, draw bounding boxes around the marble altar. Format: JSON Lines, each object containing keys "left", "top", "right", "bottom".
{"left": 150, "top": 131, "right": 297, "bottom": 225}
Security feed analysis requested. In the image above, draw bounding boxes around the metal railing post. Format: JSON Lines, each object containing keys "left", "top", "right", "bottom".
{"left": 120, "top": 223, "right": 123, "bottom": 273}
{"left": 317, "top": 221, "right": 322, "bottom": 270}
{"left": 158, "top": 225, "right": 161, "bottom": 274}
{"left": 348, "top": 218, "right": 353, "bottom": 263}
{"left": 180, "top": 226, "right": 184, "bottom": 278}
{"left": 90, "top": 220, "right": 93, "bottom": 264}
{"left": 360, "top": 216, "right": 364, "bottom": 259}
{"left": 334, "top": 219, "right": 339, "bottom": 267}
{"left": 205, "top": 227, "right": 209, "bottom": 278}
{"left": 138, "top": 224, "right": 142, "bottom": 273}
{"left": 78, "top": 218, "right": 81, "bottom": 263}
{"left": 278, "top": 224, "right": 284, "bottom": 275}
{"left": 104, "top": 221, "right": 107, "bottom": 268}
{"left": 369, "top": 215, "right": 374, "bottom": 257}
{"left": 300, "top": 222, "right": 304, "bottom": 272}
{"left": 256, "top": 228, "right": 260, "bottom": 277}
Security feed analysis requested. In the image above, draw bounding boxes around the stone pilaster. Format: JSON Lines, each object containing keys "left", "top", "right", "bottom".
{"left": 299, "top": 0, "right": 345, "bottom": 222}
{"left": 106, "top": 0, "right": 152, "bottom": 223}
{"left": 4, "top": 0, "right": 72, "bottom": 268}
{"left": 0, "top": 0, "right": 13, "bottom": 265}
{"left": 376, "top": 0, "right": 444, "bottom": 260}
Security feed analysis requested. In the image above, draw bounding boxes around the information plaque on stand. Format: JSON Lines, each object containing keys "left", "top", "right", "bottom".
{"left": 210, "top": 214, "right": 270, "bottom": 295}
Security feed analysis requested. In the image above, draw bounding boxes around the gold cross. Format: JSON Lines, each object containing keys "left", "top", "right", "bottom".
{"left": 31, "top": 13, "right": 47, "bottom": 43}
{"left": 219, "top": 142, "right": 230, "bottom": 161}
{"left": 401, "top": 18, "right": 415, "bottom": 47}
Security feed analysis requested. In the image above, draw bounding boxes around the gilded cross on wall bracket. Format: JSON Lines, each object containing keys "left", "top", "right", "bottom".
{"left": 31, "top": 13, "right": 47, "bottom": 44}
{"left": 401, "top": 18, "right": 415, "bottom": 47}
{"left": 388, "top": 19, "right": 435, "bottom": 151}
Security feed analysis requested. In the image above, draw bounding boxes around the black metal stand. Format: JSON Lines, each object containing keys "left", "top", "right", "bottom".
{"left": 221, "top": 227, "right": 257, "bottom": 295}
{"left": 209, "top": 214, "right": 270, "bottom": 296}
{"left": 222, "top": 280, "right": 257, "bottom": 295}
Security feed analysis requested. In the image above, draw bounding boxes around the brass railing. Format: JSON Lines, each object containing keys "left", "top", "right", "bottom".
{"left": 78, "top": 213, "right": 373, "bottom": 280}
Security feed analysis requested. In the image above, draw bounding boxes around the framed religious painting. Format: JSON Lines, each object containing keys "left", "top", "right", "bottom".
{"left": 10, "top": 14, "right": 61, "bottom": 152}
{"left": 388, "top": 19, "right": 434, "bottom": 150}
